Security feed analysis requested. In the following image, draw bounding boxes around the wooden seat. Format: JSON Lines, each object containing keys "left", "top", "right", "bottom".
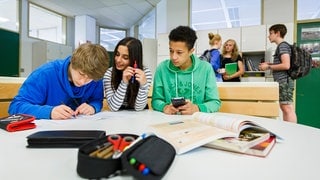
{"left": 217, "top": 82, "right": 279, "bottom": 118}
{"left": 147, "top": 85, "right": 153, "bottom": 110}
{"left": 147, "top": 82, "right": 279, "bottom": 118}
{"left": 0, "top": 77, "right": 26, "bottom": 117}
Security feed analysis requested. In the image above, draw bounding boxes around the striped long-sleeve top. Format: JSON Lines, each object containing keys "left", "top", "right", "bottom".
{"left": 103, "top": 67, "right": 152, "bottom": 111}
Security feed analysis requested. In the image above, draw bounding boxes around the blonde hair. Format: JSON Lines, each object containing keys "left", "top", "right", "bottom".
{"left": 208, "top": 33, "right": 221, "bottom": 46}
{"left": 71, "top": 43, "right": 110, "bottom": 80}
{"left": 222, "top": 39, "right": 240, "bottom": 61}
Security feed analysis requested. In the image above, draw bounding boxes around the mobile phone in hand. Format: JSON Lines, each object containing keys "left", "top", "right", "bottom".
{"left": 171, "top": 97, "right": 186, "bottom": 108}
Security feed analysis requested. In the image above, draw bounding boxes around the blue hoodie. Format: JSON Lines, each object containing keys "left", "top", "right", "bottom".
{"left": 9, "top": 56, "right": 104, "bottom": 119}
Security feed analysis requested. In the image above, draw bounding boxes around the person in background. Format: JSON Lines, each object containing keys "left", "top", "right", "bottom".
{"left": 220, "top": 39, "right": 245, "bottom": 82}
{"left": 152, "top": 25, "right": 221, "bottom": 115}
{"left": 208, "top": 33, "right": 223, "bottom": 82}
{"left": 259, "top": 24, "right": 297, "bottom": 123}
{"left": 9, "top": 43, "right": 110, "bottom": 119}
{"left": 103, "top": 37, "right": 152, "bottom": 111}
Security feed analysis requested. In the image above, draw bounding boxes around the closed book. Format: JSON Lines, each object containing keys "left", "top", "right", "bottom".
{"left": 27, "top": 130, "right": 106, "bottom": 148}
{"left": 208, "top": 135, "right": 276, "bottom": 158}
{"left": 225, "top": 62, "right": 237, "bottom": 75}
{"left": 244, "top": 135, "right": 276, "bottom": 157}
{"left": 204, "top": 128, "right": 270, "bottom": 152}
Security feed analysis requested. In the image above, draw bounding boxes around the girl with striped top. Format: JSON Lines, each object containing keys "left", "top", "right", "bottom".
{"left": 103, "top": 37, "right": 152, "bottom": 111}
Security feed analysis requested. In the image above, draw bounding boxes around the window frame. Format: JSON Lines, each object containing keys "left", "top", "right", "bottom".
{"left": 28, "top": 2, "right": 67, "bottom": 44}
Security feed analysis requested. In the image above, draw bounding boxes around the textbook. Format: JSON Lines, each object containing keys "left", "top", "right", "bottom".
{"left": 208, "top": 135, "right": 276, "bottom": 158}
{"left": 225, "top": 62, "right": 237, "bottom": 75}
{"left": 149, "top": 112, "right": 272, "bottom": 155}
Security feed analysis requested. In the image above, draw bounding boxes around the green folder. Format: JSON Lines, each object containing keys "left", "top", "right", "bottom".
{"left": 225, "top": 62, "right": 237, "bottom": 75}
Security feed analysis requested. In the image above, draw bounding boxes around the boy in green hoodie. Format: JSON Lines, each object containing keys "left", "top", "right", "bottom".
{"left": 152, "top": 26, "right": 221, "bottom": 115}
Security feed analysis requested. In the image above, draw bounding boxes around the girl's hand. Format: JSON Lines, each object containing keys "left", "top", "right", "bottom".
{"left": 133, "top": 68, "right": 147, "bottom": 85}
{"left": 122, "top": 66, "right": 134, "bottom": 84}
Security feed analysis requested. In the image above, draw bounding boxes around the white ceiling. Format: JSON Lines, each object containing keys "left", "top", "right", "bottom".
{"left": 28, "top": 0, "right": 161, "bottom": 30}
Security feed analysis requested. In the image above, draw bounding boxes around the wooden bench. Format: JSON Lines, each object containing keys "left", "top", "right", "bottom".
{"left": 0, "top": 77, "right": 26, "bottom": 117}
{"left": 217, "top": 82, "right": 279, "bottom": 118}
{"left": 147, "top": 82, "right": 279, "bottom": 118}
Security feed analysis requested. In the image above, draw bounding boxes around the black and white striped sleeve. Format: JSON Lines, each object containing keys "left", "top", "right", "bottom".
{"left": 134, "top": 67, "right": 152, "bottom": 111}
{"left": 103, "top": 68, "right": 128, "bottom": 111}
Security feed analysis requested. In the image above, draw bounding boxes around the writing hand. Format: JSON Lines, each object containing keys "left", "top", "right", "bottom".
{"left": 75, "top": 103, "right": 95, "bottom": 116}
{"left": 51, "top": 104, "right": 76, "bottom": 120}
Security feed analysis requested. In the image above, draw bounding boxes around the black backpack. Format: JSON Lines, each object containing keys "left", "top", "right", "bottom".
{"left": 199, "top": 49, "right": 212, "bottom": 62}
{"left": 278, "top": 42, "right": 312, "bottom": 79}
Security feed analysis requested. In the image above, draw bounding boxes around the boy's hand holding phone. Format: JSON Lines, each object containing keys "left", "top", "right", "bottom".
{"left": 171, "top": 97, "right": 186, "bottom": 108}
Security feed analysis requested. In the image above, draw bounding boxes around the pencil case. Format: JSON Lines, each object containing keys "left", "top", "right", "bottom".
{"left": 26, "top": 130, "right": 106, "bottom": 148}
{"left": 0, "top": 114, "right": 36, "bottom": 132}
{"left": 77, "top": 133, "right": 176, "bottom": 179}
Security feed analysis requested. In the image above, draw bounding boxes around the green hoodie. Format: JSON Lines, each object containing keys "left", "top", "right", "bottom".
{"left": 152, "top": 54, "right": 221, "bottom": 113}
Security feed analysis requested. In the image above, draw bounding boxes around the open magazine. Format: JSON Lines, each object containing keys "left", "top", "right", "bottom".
{"left": 149, "top": 112, "right": 273, "bottom": 155}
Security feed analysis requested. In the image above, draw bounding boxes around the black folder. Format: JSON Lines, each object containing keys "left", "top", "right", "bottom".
{"left": 26, "top": 130, "right": 106, "bottom": 148}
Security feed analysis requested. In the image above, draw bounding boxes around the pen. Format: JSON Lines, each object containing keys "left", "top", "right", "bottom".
{"left": 122, "top": 132, "right": 154, "bottom": 152}
{"left": 60, "top": 101, "right": 77, "bottom": 119}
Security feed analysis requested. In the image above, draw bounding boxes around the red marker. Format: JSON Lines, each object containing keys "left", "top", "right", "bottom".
{"left": 131, "top": 60, "right": 137, "bottom": 83}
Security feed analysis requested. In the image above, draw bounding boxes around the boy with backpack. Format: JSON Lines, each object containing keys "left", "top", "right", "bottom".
{"left": 259, "top": 24, "right": 297, "bottom": 123}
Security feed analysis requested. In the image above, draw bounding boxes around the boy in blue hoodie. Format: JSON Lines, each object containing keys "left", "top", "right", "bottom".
{"left": 152, "top": 26, "right": 221, "bottom": 115}
{"left": 9, "top": 43, "right": 110, "bottom": 119}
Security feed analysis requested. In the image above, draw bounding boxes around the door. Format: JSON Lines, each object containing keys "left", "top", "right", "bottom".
{"left": 296, "top": 22, "right": 320, "bottom": 128}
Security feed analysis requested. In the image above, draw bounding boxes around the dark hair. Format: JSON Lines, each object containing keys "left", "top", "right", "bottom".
{"left": 111, "top": 37, "right": 143, "bottom": 108}
{"left": 269, "top": 24, "right": 287, "bottom": 38}
{"left": 168, "top": 26, "right": 197, "bottom": 50}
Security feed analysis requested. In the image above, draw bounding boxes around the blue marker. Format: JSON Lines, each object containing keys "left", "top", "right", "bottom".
{"left": 142, "top": 167, "right": 150, "bottom": 175}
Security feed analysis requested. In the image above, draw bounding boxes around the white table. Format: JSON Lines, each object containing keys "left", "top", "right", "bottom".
{"left": 1, "top": 110, "right": 319, "bottom": 180}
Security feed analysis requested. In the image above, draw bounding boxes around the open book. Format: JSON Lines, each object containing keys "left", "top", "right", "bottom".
{"left": 149, "top": 112, "right": 272, "bottom": 155}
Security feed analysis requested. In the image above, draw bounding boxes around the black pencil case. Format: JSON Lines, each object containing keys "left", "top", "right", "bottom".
{"left": 77, "top": 133, "right": 176, "bottom": 179}
{"left": 26, "top": 130, "right": 106, "bottom": 148}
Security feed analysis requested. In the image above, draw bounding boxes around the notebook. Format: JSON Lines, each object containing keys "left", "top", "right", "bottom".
{"left": 225, "top": 62, "right": 237, "bottom": 75}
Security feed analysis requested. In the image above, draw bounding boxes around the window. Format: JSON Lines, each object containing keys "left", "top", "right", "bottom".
{"left": 99, "top": 28, "right": 126, "bottom": 52}
{"left": 0, "top": 0, "right": 19, "bottom": 32}
{"left": 297, "top": 0, "right": 320, "bottom": 20}
{"left": 138, "top": 9, "right": 156, "bottom": 40}
{"left": 29, "top": 3, "right": 66, "bottom": 44}
{"left": 191, "top": 0, "right": 261, "bottom": 31}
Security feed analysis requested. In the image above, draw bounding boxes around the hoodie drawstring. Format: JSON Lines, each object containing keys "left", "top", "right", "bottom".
{"left": 175, "top": 72, "right": 194, "bottom": 103}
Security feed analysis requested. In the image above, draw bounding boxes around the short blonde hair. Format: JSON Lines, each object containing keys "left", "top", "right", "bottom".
{"left": 71, "top": 43, "right": 110, "bottom": 80}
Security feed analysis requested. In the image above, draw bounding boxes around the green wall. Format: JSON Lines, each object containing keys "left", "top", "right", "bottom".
{"left": 0, "top": 29, "right": 19, "bottom": 77}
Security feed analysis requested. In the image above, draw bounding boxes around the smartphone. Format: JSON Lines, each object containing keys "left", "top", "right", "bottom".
{"left": 171, "top": 97, "right": 186, "bottom": 108}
